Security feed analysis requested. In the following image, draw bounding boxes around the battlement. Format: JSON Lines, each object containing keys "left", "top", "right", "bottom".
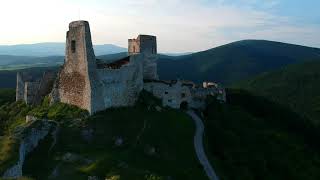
{"left": 128, "top": 35, "right": 157, "bottom": 55}
{"left": 129, "top": 35, "right": 158, "bottom": 80}
{"left": 69, "top": 20, "right": 89, "bottom": 28}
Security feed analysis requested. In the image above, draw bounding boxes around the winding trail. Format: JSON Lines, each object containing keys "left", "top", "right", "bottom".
{"left": 187, "top": 110, "right": 219, "bottom": 180}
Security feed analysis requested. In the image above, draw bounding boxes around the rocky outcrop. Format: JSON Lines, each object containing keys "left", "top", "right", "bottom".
{"left": 2, "top": 119, "right": 58, "bottom": 179}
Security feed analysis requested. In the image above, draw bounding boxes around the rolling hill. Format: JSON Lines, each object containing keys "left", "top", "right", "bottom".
{"left": 1, "top": 40, "right": 320, "bottom": 88}
{"left": 158, "top": 40, "right": 320, "bottom": 85}
{"left": 235, "top": 60, "right": 320, "bottom": 124}
{"left": 0, "top": 55, "right": 64, "bottom": 70}
{"left": 204, "top": 89, "right": 320, "bottom": 180}
{"left": 0, "top": 43, "right": 126, "bottom": 57}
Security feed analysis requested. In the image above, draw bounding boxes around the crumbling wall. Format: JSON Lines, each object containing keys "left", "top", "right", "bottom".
{"left": 128, "top": 35, "right": 158, "bottom": 80}
{"left": 144, "top": 80, "right": 225, "bottom": 109}
{"left": 24, "top": 82, "right": 40, "bottom": 105}
{"left": 33, "top": 71, "right": 56, "bottom": 105}
{"left": 16, "top": 71, "right": 56, "bottom": 105}
{"left": 16, "top": 72, "right": 25, "bottom": 101}
{"left": 128, "top": 39, "right": 140, "bottom": 54}
{"left": 96, "top": 55, "right": 143, "bottom": 109}
{"left": 142, "top": 53, "right": 158, "bottom": 80}
{"left": 139, "top": 35, "right": 157, "bottom": 55}
{"left": 54, "top": 21, "right": 102, "bottom": 114}
{"left": 143, "top": 80, "right": 192, "bottom": 108}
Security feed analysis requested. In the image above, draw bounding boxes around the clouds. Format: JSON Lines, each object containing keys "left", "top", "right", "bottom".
{"left": 0, "top": 0, "right": 319, "bottom": 52}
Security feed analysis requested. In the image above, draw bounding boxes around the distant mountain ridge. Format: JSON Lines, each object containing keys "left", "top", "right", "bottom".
{"left": 157, "top": 40, "right": 320, "bottom": 85}
{"left": 0, "top": 42, "right": 127, "bottom": 57}
{"left": 1, "top": 39, "right": 320, "bottom": 87}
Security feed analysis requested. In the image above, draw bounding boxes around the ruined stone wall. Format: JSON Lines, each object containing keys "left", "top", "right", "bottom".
{"left": 128, "top": 39, "right": 140, "bottom": 54}
{"left": 141, "top": 53, "right": 158, "bottom": 80}
{"left": 16, "top": 72, "right": 25, "bottom": 101}
{"left": 128, "top": 35, "right": 158, "bottom": 80}
{"left": 139, "top": 35, "right": 157, "bottom": 55}
{"left": 96, "top": 55, "right": 144, "bottom": 109}
{"left": 54, "top": 21, "right": 102, "bottom": 114}
{"left": 144, "top": 80, "right": 226, "bottom": 109}
{"left": 33, "top": 71, "right": 56, "bottom": 105}
{"left": 143, "top": 81, "right": 192, "bottom": 109}
{"left": 16, "top": 71, "right": 56, "bottom": 105}
{"left": 24, "top": 82, "right": 40, "bottom": 105}
{"left": 139, "top": 35, "right": 158, "bottom": 80}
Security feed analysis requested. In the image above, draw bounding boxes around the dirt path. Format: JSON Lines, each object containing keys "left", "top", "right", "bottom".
{"left": 187, "top": 110, "right": 219, "bottom": 180}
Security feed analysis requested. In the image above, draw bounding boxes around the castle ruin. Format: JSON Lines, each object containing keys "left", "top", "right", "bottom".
{"left": 16, "top": 20, "right": 226, "bottom": 114}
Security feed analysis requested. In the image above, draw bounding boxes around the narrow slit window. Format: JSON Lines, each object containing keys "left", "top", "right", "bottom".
{"left": 71, "top": 40, "right": 76, "bottom": 53}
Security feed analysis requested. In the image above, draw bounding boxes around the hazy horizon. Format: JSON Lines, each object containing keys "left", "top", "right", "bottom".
{"left": 0, "top": 0, "right": 319, "bottom": 53}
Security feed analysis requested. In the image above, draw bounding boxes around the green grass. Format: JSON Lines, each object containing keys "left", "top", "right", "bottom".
{"left": 0, "top": 94, "right": 87, "bottom": 176}
{"left": 203, "top": 89, "right": 320, "bottom": 180}
{"left": 0, "top": 91, "right": 206, "bottom": 179}
{"left": 0, "top": 136, "right": 19, "bottom": 174}
{"left": 30, "top": 105, "right": 205, "bottom": 180}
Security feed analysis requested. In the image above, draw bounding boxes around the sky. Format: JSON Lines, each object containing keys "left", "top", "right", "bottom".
{"left": 0, "top": 0, "right": 319, "bottom": 53}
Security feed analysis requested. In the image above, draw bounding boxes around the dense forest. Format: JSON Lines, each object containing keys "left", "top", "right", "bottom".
{"left": 203, "top": 89, "right": 320, "bottom": 180}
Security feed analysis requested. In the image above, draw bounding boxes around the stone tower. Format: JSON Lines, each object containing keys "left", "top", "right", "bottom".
{"left": 128, "top": 35, "right": 158, "bottom": 80}
{"left": 16, "top": 72, "right": 25, "bottom": 101}
{"left": 52, "top": 20, "right": 102, "bottom": 114}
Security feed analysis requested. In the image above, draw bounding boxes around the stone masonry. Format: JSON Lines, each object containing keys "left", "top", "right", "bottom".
{"left": 50, "top": 21, "right": 145, "bottom": 114}
{"left": 16, "top": 20, "right": 226, "bottom": 114}
{"left": 16, "top": 71, "right": 55, "bottom": 105}
{"left": 129, "top": 35, "right": 158, "bottom": 80}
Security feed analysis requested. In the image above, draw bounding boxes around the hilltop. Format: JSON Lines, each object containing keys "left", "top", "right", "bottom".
{"left": 158, "top": 40, "right": 320, "bottom": 84}
{"left": 204, "top": 89, "right": 320, "bottom": 180}
{"left": 235, "top": 60, "right": 320, "bottom": 124}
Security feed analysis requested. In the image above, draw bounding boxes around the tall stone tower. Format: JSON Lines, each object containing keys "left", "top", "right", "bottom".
{"left": 53, "top": 20, "right": 102, "bottom": 114}
{"left": 16, "top": 72, "right": 25, "bottom": 101}
{"left": 128, "top": 35, "right": 158, "bottom": 80}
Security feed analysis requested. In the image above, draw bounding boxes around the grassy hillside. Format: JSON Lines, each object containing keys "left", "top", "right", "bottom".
{"left": 235, "top": 60, "right": 320, "bottom": 124}
{"left": 1, "top": 88, "right": 320, "bottom": 179}
{"left": 0, "top": 91, "right": 206, "bottom": 180}
{"left": 204, "top": 89, "right": 320, "bottom": 180}
{"left": 158, "top": 40, "right": 320, "bottom": 84}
